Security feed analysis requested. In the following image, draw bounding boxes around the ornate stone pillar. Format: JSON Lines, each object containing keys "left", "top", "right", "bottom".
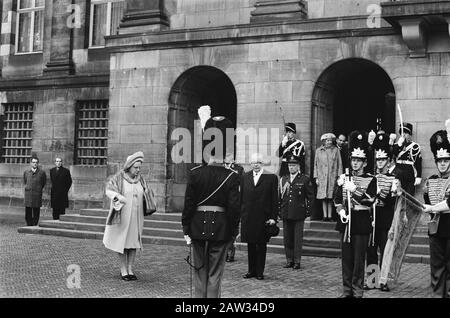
{"left": 250, "top": 0, "right": 307, "bottom": 23}
{"left": 118, "top": 0, "right": 169, "bottom": 34}
{"left": 44, "top": 0, "right": 74, "bottom": 75}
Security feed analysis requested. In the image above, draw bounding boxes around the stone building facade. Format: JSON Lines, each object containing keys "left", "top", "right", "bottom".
{"left": 1, "top": 0, "right": 450, "bottom": 213}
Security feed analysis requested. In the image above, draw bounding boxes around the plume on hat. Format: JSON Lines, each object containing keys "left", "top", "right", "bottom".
{"left": 198, "top": 105, "right": 211, "bottom": 131}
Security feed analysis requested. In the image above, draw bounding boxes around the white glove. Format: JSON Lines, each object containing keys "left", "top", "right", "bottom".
{"left": 368, "top": 130, "right": 376, "bottom": 145}
{"left": 389, "top": 133, "right": 396, "bottom": 146}
{"left": 423, "top": 204, "right": 433, "bottom": 213}
{"left": 184, "top": 235, "right": 192, "bottom": 245}
{"left": 315, "top": 178, "right": 319, "bottom": 187}
{"left": 267, "top": 219, "right": 276, "bottom": 225}
{"left": 414, "top": 177, "right": 422, "bottom": 186}
{"left": 343, "top": 180, "right": 357, "bottom": 193}
{"left": 281, "top": 135, "right": 288, "bottom": 147}
{"left": 397, "top": 136, "right": 405, "bottom": 147}
{"left": 338, "top": 209, "right": 346, "bottom": 218}
{"left": 372, "top": 220, "right": 375, "bottom": 227}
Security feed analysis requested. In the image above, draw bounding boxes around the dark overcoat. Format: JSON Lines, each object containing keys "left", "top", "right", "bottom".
{"left": 240, "top": 171, "right": 279, "bottom": 243}
{"left": 50, "top": 166, "right": 72, "bottom": 209}
{"left": 23, "top": 169, "right": 47, "bottom": 208}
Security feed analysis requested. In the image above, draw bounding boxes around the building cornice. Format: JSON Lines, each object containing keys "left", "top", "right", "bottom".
{"left": 105, "top": 15, "right": 397, "bottom": 53}
{"left": 0, "top": 74, "right": 109, "bottom": 91}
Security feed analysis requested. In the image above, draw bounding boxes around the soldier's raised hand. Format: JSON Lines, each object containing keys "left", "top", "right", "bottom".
{"left": 184, "top": 235, "right": 192, "bottom": 245}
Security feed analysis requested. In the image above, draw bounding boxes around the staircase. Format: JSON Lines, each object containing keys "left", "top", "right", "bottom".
{"left": 18, "top": 209, "right": 430, "bottom": 264}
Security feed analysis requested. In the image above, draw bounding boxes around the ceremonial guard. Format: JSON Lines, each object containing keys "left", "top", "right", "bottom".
{"left": 334, "top": 131, "right": 377, "bottom": 298}
{"left": 279, "top": 155, "right": 315, "bottom": 269}
{"left": 423, "top": 121, "right": 450, "bottom": 298}
{"left": 365, "top": 131, "right": 397, "bottom": 292}
{"left": 223, "top": 153, "right": 244, "bottom": 263}
{"left": 181, "top": 110, "right": 240, "bottom": 298}
{"left": 277, "top": 122, "right": 306, "bottom": 177}
{"left": 392, "top": 123, "right": 422, "bottom": 195}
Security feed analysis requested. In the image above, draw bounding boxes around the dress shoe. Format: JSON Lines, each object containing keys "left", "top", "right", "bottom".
{"left": 226, "top": 257, "right": 235, "bottom": 262}
{"left": 363, "top": 283, "right": 371, "bottom": 290}
{"left": 243, "top": 272, "right": 256, "bottom": 279}
{"left": 293, "top": 263, "right": 301, "bottom": 270}
{"left": 121, "top": 274, "right": 131, "bottom": 281}
{"left": 283, "top": 262, "right": 294, "bottom": 268}
{"left": 338, "top": 294, "right": 353, "bottom": 298}
{"left": 256, "top": 275, "right": 264, "bottom": 280}
{"left": 128, "top": 274, "right": 137, "bottom": 281}
{"left": 380, "top": 283, "right": 390, "bottom": 292}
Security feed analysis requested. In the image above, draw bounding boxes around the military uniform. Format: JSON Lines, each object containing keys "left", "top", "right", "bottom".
{"left": 182, "top": 114, "right": 240, "bottom": 298}
{"left": 392, "top": 123, "right": 422, "bottom": 195}
{"left": 225, "top": 162, "right": 244, "bottom": 262}
{"left": 423, "top": 129, "right": 450, "bottom": 298}
{"left": 366, "top": 132, "right": 397, "bottom": 291}
{"left": 334, "top": 131, "right": 377, "bottom": 298}
{"left": 279, "top": 157, "right": 315, "bottom": 269}
{"left": 277, "top": 123, "right": 306, "bottom": 176}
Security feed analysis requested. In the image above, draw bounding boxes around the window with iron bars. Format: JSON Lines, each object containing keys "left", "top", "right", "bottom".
{"left": 1, "top": 103, "right": 34, "bottom": 164}
{"left": 75, "top": 100, "right": 108, "bottom": 166}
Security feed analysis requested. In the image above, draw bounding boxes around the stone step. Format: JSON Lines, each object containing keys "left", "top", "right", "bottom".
{"left": 406, "top": 244, "right": 430, "bottom": 255}
{"left": 403, "top": 254, "right": 430, "bottom": 264}
{"left": 409, "top": 234, "right": 429, "bottom": 245}
{"left": 79, "top": 209, "right": 182, "bottom": 222}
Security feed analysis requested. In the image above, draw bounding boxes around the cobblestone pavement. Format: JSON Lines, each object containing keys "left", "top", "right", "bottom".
{"left": 0, "top": 216, "right": 433, "bottom": 298}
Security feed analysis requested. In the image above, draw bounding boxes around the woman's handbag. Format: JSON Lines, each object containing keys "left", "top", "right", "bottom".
{"left": 144, "top": 188, "right": 157, "bottom": 216}
{"left": 265, "top": 223, "right": 280, "bottom": 239}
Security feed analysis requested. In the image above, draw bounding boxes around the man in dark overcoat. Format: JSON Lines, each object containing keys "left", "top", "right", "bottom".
{"left": 240, "top": 153, "right": 278, "bottom": 280}
{"left": 50, "top": 157, "right": 72, "bottom": 220}
{"left": 23, "top": 157, "right": 47, "bottom": 226}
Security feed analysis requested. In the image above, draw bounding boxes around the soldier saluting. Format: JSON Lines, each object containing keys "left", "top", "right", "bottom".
{"left": 334, "top": 131, "right": 377, "bottom": 298}
{"left": 277, "top": 122, "right": 306, "bottom": 177}
{"left": 181, "top": 107, "right": 240, "bottom": 298}
{"left": 423, "top": 121, "right": 450, "bottom": 298}
{"left": 392, "top": 122, "right": 422, "bottom": 195}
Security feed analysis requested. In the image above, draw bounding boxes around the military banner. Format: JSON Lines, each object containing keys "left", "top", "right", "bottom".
{"left": 380, "top": 191, "right": 424, "bottom": 286}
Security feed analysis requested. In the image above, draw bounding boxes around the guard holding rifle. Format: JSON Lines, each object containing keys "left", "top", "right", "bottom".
{"left": 392, "top": 122, "right": 422, "bottom": 195}
{"left": 182, "top": 108, "right": 240, "bottom": 298}
{"left": 423, "top": 121, "right": 450, "bottom": 298}
{"left": 277, "top": 122, "right": 306, "bottom": 177}
{"left": 365, "top": 131, "right": 397, "bottom": 292}
{"left": 334, "top": 131, "right": 377, "bottom": 298}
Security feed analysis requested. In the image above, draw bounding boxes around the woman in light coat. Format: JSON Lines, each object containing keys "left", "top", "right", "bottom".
{"left": 103, "top": 151, "right": 156, "bottom": 281}
{"left": 314, "top": 133, "right": 343, "bottom": 221}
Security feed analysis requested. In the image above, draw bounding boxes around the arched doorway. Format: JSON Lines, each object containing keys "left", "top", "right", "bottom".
{"left": 166, "top": 66, "right": 237, "bottom": 212}
{"left": 310, "top": 58, "right": 395, "bottom": 219}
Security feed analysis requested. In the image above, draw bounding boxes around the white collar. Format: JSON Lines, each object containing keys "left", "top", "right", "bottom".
{"left": 253, "top": 169, "right": 263, "bottom": 176}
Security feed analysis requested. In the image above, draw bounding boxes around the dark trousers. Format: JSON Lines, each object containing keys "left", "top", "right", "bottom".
{"left": 52, "top": 208, "right": 65, "bottom": 220}
{"left": 283, "top": 219, "right": 304, "bottom": 264}
{"left": 25, "top": 207, "right": 40, "bottom": 226}
{"left": 429, "top": 236, "right": 450, "bottom": 298}
{"left": 192, "top": 240, "right": 228, "bottom": 298}
{"left": 247, "top": 243, "right": 267, "bottom": 276}
{"left": 341, "top": 233, "right": 369, "bottom": 297}
{"left": 366, "top": 228, "right": 389, "bottom": 268}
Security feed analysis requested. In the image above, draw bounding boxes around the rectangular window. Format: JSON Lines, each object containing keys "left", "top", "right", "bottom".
{"left": 16, "top": 0, "right": 44, "bottom": 54}
{"left": 75, "top": 100, "right": 109, "bottom": 166}
{"left": 1, "top": 103, "right": 34, "bottom": 164}
{"left": 89, "top": 0, "right": 125, "bottom": 48}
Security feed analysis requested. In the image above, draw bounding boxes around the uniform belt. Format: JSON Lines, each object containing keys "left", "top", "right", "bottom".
{"left": 352, "top": 205, "right": 371, "bottom": 211}
{"left": 282, "top": 158, "right": 287, "bottom": 162}
{"left": 396, "top": 160, "right": 414, "bottom": 165}
{"left": 196, "top": 205, "right": 225, "bottom": 212}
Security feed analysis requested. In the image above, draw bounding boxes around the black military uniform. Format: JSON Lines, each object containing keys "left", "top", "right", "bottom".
{"left": 182, "top": 116, "right": 240, "bottom": 298}
{"left": 277, "top": 122, "right": 306, "bottom": 176}
{"left": 366, "top": 132, "right": 397, "bottom": 292}
{"left": 392, "top": 123, "right": 422, "bottom": 195}
{"left": 279, "top": 155, "right": 315, "bottom": 269}
{"left": 224, "top": 161, "right": 244, "bottom": 262}
{"left": 424, "top": 129, "right": 450, "bottom": 298}
{"left": 334, "top": 131, "right": 377, "bottom": 298}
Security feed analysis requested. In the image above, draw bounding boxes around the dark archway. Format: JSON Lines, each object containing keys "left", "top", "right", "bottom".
{"left": 310, "top": 58, "right": 396, "bottom": 219}
{"left": 166, "top": 66, "right": 237, "bottom": 212}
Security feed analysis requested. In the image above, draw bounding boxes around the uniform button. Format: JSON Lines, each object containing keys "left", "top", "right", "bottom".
{"left": 212, "top": 221, "right": 214, "bottom": 224}
{"left": 212, "top": 233, "right": 214, "bottom": 235}
{"left": 204, "top": 221, "right": 206, "bottom": 223}
{"left": 289, "top": 200, "right": 292, "bottom": 202}
{"left": 202, "top": 232, "right": 205, "bottom": 235}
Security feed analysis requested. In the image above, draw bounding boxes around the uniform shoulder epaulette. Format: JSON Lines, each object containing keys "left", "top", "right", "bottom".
{"left": 190, "top": 165, "right": 203, "bottom": 171}
{"left": 411, "top": 142, "right": 421, "bottom": 150}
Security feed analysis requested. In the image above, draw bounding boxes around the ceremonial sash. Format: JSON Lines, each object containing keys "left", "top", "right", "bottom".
{"left": 282, "top": 139, "right": 302, "bottom": 156}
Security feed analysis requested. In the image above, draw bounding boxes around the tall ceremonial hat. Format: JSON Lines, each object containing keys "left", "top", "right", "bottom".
{"left": 399, "top": 122, "right": 413, "bottom": 135}
{"left": 430, "top": 129, "right": 450, "bottom": 161}
{"left": 373, "top": 131, "right": 392, "bottom": 160}
{"left": 349, "top": 130, "right": 369, "bottom": 160}
{"left": 203, "top": 115, "right": 235, "bottom": 162}
{"left": 285, "top": 122, "right": 296, "bottom": 133}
